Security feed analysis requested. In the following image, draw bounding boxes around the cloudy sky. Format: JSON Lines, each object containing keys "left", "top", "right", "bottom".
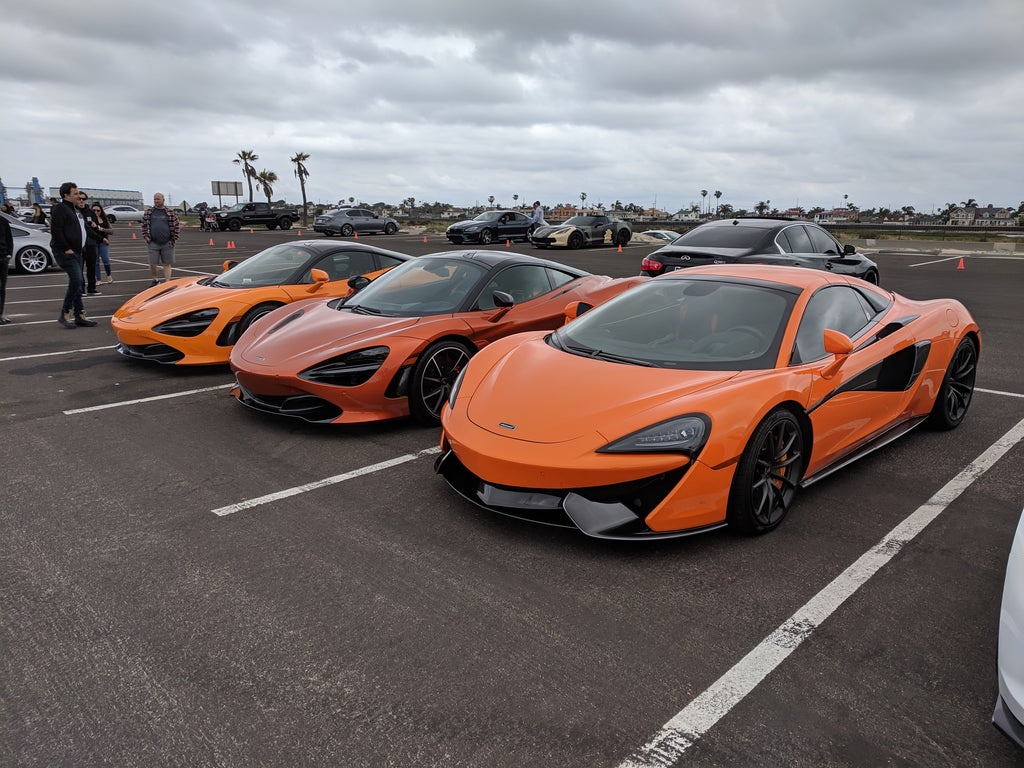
{"left": 2, "top": 0, "right": 1022, "bottom": 215}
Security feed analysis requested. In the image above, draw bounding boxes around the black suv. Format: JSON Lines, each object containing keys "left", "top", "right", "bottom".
{"left": 640, "top": 218, "right": 879, "bottom": 284}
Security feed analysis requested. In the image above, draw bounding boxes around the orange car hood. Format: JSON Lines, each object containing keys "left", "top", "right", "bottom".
{"left": 114, "top": 278, "right": 228, "bottom": 322}
{"left": 233, "top": 301, "right": 423, "bottom": 368}
{"left": 466, "top": 339, "right": 738, "bottom": 444}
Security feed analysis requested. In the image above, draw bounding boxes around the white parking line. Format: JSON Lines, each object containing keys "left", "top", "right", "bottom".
{"left": 620, "top": 415, "right": 1024, "bottom": 768}
{"left": 63, "top": 384, "right": 234, "bottom": 414}
{"left": 0, "top": 345, "right": 115, "bottom": 362}
{"left": 909, "top": 255, "right": 965, "bottom": 267}
{"left": 211, "top": 446, "right": 442, "bottom": 516}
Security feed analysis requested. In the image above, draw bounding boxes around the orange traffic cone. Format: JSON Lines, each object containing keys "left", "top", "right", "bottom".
{"left": 250, "top": 228, "right": 254, "bottom": 234}
{"left": 506, "top": 239, "right": 511, "bottom": 247}
{"left": 423, "top": 236, "right": 427, "bottom": 243}
{"left": 354, "top": 232, "right": 358, "bottom": 238}
{"left": 209, "top": 238, "right": 214, "bottom": 246}
{"left": 132, "top": 232, "right": 137, "bottom": 239}
{"left": 297, "top": 230, "right": 301, "bottom": 236}
{"left": 617, "top": 244, "right": 622, "bottom": 253}
{"left": 128, "top": 222, "right": 132, "bottom": 227}
{"left": 957, "top": 257, "right": 964, "bottom": 269}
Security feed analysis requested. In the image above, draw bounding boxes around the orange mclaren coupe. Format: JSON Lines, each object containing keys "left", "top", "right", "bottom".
{"left": 436, "top": 265, "right": 980, "bottom": 539}
{"left": 230, "top": 250, "right": 647, "bottom": 425}
{"left": 111, "top": 241, "right": 411, "bottom": 365}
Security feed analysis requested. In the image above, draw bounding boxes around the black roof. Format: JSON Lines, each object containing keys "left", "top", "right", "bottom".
{"left": 422, "top": 249, "right": 590, "bottom": 276}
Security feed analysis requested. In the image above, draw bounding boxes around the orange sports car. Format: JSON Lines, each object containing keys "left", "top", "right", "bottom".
{"left": 112, "top": 241, "right": 411, "bottom": 365}
{"left": 436, "top": 264, "right": 980, "bottom": 539}
{"left": 230, "top": 250, "right": 647, "bottom": 425}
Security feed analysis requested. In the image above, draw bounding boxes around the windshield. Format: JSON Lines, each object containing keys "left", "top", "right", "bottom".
{"left": 563, "top": 216, "right": 605, "bottom": 226}
{"left": 672, "top": 224, "right": 765, "bottom": 249}
{"left": 473, "top": 211, "right": 504, "bottom": 222}
{"left": 552, "top": 277, "right": 796, "bottom": 370}
{"left": 214, "top": 243, "right": 313, "bottom": 288}
{"left": 342, "top": 256, "right": 487, "bottom": 317}
{"left": 222, "top": 203, "right": 247, "bottom": 212}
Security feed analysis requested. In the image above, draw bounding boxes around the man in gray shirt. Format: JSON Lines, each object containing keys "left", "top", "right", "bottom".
{"left": 141, "top": 192, "right": 180, "bottom": 286}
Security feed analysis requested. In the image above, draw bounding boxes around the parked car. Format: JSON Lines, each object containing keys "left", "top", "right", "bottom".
{"left": 532, "top": 214, "right": 632, "bottom": 249}
{"left": 215, "top": 202, "right": 300, "bottom": 232}
{"left": 230, "top": 250, "right": 647, "bottom": 425}
{"left": 640, "top": 217, "right": 879, "bottom": 283}
{"left": 640, "top": 230, "right": 681, "bottom": 242}
{"left": 8, "top": 222, "right": 56, "bottom": 274}
{"left": 106, "top": 205, "right": 144, "bottom": 223}
{"left": 994, "top": 509, "right": 1024, "bottom": 748}
{"left": 112, "top": 241, "right": 412, "bottom": 365}
{"left": 437, "top": 264, "right": 979, "bottom": 539}
{"left": 314, "top": 208, "right": 399, "bottom": 237}
{"left": 446, "top": 210, "right": 534, "bottom": 245}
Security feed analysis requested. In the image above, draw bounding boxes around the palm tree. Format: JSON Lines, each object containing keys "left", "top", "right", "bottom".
{"left": 960, "top": 198, "right": 978, "bottom": 208}
{"left": 233, "top": 150, "right": 259, "bottom": 202}
{"left": 488, "top": 195, "right": 495, "bottom": 208}
{"left": 700, "top": 189, "right": 708, "bottom": 215}
{"left": 513, "top": 194, "right": 519, "bottom": 209}
{"left": 714, "top": 190, "right": 722, "bottom": 216}
{"left": 580, "top": 192, "right": 587, "bottom": 211}
{"left": 290, "top": 152, "right": 310, "bottom": 226}
{"left": 256, "top": 169, "right": 278, "bottom": 205}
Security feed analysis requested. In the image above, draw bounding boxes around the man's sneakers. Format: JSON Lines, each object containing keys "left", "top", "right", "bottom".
{"left": 74, "top": 311, "right": 98, "bottom": 327}
{"left": 58, "top": 310, "right": 77, "bottom": 329}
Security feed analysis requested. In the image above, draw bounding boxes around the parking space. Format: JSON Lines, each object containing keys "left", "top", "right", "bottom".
{"left": 2, "top": 228, "right": 1022, "bottom": 767}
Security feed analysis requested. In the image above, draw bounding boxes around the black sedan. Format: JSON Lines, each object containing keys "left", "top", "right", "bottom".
{"left": 446, "top": 211, "right": 534, "bottom": 245}
{"left": 640, "top": 218, "right": 879, "bottom": 283}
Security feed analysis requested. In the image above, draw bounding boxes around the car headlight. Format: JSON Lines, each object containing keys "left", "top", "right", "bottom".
{"left": 598, "top": 414, "right": 710, "bottom": 455}
{"left": 153, "top": 308, "right": 220, "bottom": 337}
{"left": 299, "top": 346, "right": 390, "bottom": 386}
{"left": 447, "top": 366, "right": 468, "bottom": 410}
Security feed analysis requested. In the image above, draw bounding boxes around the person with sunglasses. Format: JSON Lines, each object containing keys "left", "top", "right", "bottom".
{"left": 91, "top": 202, "right": 114, "bottom": 283}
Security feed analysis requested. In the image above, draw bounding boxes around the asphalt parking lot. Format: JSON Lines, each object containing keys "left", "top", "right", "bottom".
{"left": 2, "top": 226, "right": 1023, "bottom": 767}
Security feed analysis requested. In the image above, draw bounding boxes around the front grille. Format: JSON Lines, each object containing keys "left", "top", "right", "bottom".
{"left": 235, "top": 385, "right": 342, "bottom": 423}
{"left": 116, "top": 342, "right": 184, "bottom": 364}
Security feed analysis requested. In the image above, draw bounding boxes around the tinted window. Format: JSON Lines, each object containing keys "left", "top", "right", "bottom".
{"left": 792, "top": 286, "right": 875, "bottom": 363}
{"left": 547, "top": 268, "right": 577, "bottom": 289}
{"left": 476, "top": 265, "right": 552, "bottom": 309}
{"left": 301, "top": 250, "right": 377, "bottom": 283}
{"left": 217, "top": 244, "right": 314, "bottom": 287}
{"left": 344, "top": 257, "right": 486, "bottom": 317}
{"left": 806, "top": 225, "right": 840, "bottom": 254}
{"left": 780, "top": 225, "right": 813, "bottom": 253}
{"left": 673, "top": 224, "right": 766, "bottom": 249}
{"left": 378, "top": 254, "right": 405, "bottom": 269}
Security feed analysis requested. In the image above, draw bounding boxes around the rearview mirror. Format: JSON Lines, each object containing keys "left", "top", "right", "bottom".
{"left": 306, "top": 268, "right": 330, "bottom": 293}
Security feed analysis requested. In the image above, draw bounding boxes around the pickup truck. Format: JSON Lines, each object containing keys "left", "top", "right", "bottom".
{"left": 214, "top": 202, "right": 300, "bottom": 231}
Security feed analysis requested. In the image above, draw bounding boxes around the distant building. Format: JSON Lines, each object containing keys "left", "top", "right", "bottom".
{"left": 47, "top": 186, "right": 143, "bottom": 208}
{"left": 814, "top": 208, "right": 859, "bottom": 224}
{"left": 950, "top": 204, "right": 1016, "bottom": 227}
{"left": 778, "top": 208, "right": 807, "bottom": 219}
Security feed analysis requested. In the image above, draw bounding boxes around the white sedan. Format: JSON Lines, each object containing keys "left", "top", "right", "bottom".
{"left": 995, "top": 509, "right": 1024, "bottom": 748}
{"left": 106, "top": 205, "right": 144, "bottom": 223}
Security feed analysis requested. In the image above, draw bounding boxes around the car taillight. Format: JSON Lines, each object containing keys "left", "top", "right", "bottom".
{"left": 641, "top": 257, "right": 664, "bottom": 273}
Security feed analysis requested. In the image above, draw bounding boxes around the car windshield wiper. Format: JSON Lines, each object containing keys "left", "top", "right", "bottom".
{"left": 347, "top": 304, "right": 385, "bottom": 315}
{"left": 561, "top": 340, "right": 655, "bottom": 367}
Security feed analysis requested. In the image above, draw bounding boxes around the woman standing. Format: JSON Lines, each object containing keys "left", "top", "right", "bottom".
{"left": 30, "top": 203, "right": 47, "bottom": 224}
{"left": 91, "top": 202, "right": 114, "bottom": 283}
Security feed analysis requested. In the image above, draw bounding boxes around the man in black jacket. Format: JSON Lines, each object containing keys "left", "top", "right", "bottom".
{"left": 49, "top": 181, "right": 96, "bottom": 328}
{"left": 0, "top": 213, "right": 12, "bottom": 324}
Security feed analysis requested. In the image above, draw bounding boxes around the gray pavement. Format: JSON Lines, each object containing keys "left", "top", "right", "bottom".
{"left": 2, "top": 228, "right": 1023, "bottom": 767}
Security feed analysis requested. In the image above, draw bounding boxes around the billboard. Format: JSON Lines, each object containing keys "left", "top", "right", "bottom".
{"left": 212, "top": 181, "right": 243, "bottom": 196}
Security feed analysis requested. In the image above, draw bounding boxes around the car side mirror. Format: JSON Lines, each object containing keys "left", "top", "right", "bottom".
{"left": 222, "top": 260, "right": 239, "bottom": 272}
{"left": 493, "top": 291, "right": 514, "bottom": 308}
{"left": 820, "top": 329, "right": 853, "bottom": 379}
{"left": 843, "top": 243, "right": 856, "bottom": 255}
{"left": 563, "top": 300, "right": 593, "bottom": 323}
{"left": 306, "top": 268, "right": 330, "bottom": 292}
{"left": 347, "top": 275, "right": 371, "bottom": 293}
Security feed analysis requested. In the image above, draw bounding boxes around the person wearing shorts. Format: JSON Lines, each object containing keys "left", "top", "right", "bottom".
{"left": 141, "top": 192, "right": 180, "bottom": 286}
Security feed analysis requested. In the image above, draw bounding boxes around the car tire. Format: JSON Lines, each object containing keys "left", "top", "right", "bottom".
{"left": 409, "top": 340, "right": 473, "bottom": 426}
{"left": 235, "top": 302, "right": 283, "bottom": 342}
{"left": 107, "top": 214, "right": 117, "bottom": 224}
{"left": 862, "top": 268, "right": 879, "bottom": 285}
{"left": 479, "top": 228, "right": 495, "bottom": 245}
{"left": 726, "top": 408, "right": 805, "bottom": 535}
{"left": 384, "top": 222, "right": 397, "bottom": 235}
{"left": 279, "top": 218, "right": 292, "bottom": 230}
{"left": 228, "top": 219, "right": 242, "bottom": 231}
{"left": 341, "top": 224, "right": 354, "bottom": 237}
{"left": 567, "top": 232, "right": 584, "bottom": 249}
{"left": 928, "top": 337, "right": 977, "bottom": 431}
{"left": 15, "top": 246, "right": 50, "bottom": 274}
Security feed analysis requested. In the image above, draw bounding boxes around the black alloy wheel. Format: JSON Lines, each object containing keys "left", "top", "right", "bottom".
{"left": 862, "top": 269, "right": 879, "bottom": 284}
{"left": 228, "top": 219, "right": 242, "bottom": 231}
{"left": 727, "top": 408, "right": 805, "bottom": 534}
{"left": 928, "top": 338, "right": 977, "bottom": 430}
{"left": 341, "top": 224, "right": 355, "bottom": 237}
{"left": 616, "top": 229, "right": 631, "bottom": 246}
{"left": 279, "top": 218, "right": 292, "bottom": 230}
{"left": 384, "top": 222, "right": 397, "bottom": 235}
{"left": 409, "top": 340, "right": 473, "bottom": 425}
{"left": 567, "top": 232, "right": 584, "bottom": 249}
{"left": 479, "top": 228, "right": 495, "bottom": 245}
